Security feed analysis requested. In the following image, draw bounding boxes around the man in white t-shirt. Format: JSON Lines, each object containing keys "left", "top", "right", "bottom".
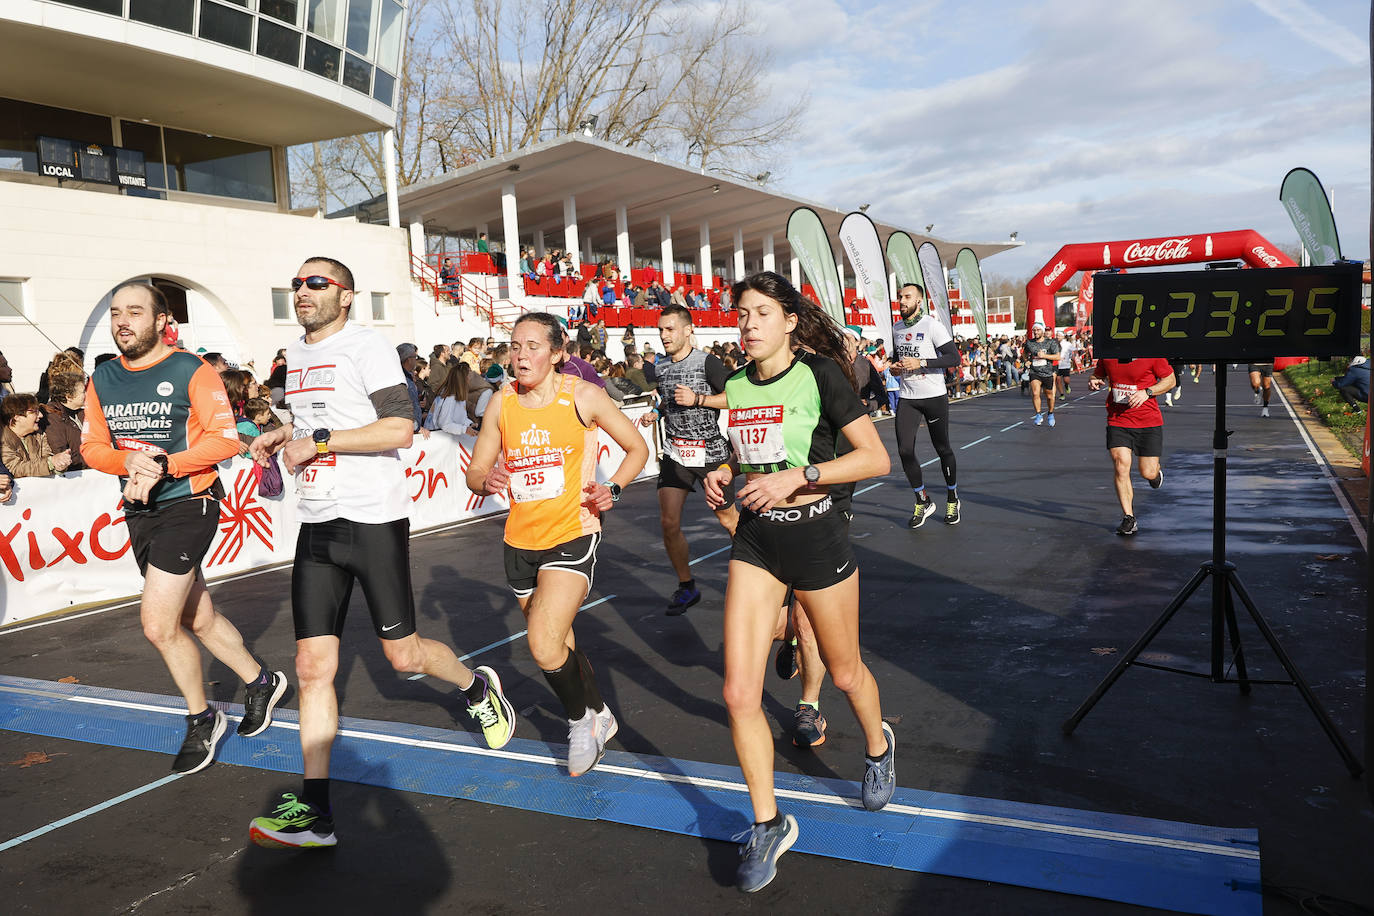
{"left": 1055, "top": 330, "right": 1077, "bottom": 399}
{"left": 890, "top": 283, "right": 964, "bottom": 527}
{"left": 246, "top": 257, "right": 516, "bottom": 850}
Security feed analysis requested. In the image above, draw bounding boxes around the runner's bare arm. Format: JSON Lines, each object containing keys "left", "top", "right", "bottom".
{"left": 465, "top": 392, "right": 508, "bottom": 495}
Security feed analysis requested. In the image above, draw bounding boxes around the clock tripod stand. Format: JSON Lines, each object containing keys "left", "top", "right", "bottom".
{"left": 1062, "top": 362, "right": 1362, "bottom": 778}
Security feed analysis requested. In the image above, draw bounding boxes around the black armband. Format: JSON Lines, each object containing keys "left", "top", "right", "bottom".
{"left": 922, "top": 340, "right": 961, "bottom": 370}
{"left": 368, "top": 384, "right": 414, "bottom": 421}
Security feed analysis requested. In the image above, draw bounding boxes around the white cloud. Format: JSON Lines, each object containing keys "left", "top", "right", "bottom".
{"left": 1245, "top": 0, "right": 1368, "bottom": 65}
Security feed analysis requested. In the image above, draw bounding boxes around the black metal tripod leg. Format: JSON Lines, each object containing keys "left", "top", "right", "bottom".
{"left": 1222, "top": 575, "right": 1251, "bottom": 695}
{"left": 1063, "top": 565, "right": 1212, "bottom": 735}
{"left": 1228, "top": 575, "right": 1364, "bottom": 778}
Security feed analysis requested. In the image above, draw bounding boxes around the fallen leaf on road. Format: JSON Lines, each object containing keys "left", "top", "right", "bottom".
{"left": 57, "top": 676, "right": 78, "bottom": 683}
{"left": 1315, "top": 554, "right": 1342, "bottom": 561}
{"left": 9, "top": 751, "right": 68, "bottom": 768}
{"left": 1091, "top": 647, "right": 1118, "bottom": 656}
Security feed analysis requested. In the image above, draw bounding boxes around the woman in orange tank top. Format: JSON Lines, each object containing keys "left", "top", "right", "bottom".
{"left": 466, "top": 313, "right": 648, "bottom": 778}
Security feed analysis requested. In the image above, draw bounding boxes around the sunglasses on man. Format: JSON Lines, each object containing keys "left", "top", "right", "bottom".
{"left": 291, "top": 275, "right": 352, "bottom": 292}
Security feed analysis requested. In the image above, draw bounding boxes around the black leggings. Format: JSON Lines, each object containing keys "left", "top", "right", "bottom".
{"left": 896, "top": 396, "right": 956, "bottom": 490}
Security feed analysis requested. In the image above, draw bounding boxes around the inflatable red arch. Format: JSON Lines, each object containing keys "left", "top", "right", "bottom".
{"left": 1026, "top": 230, "right": 1295, "bottom": 332}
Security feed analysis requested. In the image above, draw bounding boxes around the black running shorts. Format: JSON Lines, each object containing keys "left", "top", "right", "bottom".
{"left": 1028, "top": 371, "right": 1055, "bottom": 385}
{"left": 730, "top": 495, "right": 856, "bottom": 591}
{"left": 1248, "top": 364, "right": 1274, "bottom": 378}
{"left": 292, "top": 517, "right": 417, "bottom": 641}
{"left": 658, "top": 455, "right": 739, "bottom": 503}
{"left": 1055, "top": 367, "right": 1072, "bottom": 378}
{"left": 1106, "top": 424, "right": 1163, "bottom": 457}
{"left": 504, "top": 532, "right": 601, "bottom": 599}
{"left": 125, "top": 497, "right": 219, "bottom": 576}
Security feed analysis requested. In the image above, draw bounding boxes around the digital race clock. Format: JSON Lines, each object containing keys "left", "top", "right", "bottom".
{"left": 1094, "top": 264, "right": 1362, "bottom": 361}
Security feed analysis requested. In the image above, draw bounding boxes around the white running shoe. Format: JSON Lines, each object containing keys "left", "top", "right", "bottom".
{"left": 567, "top": 706, "right": 618, "bottom": 776}
{"left": 1253, "top": 391, "right": 1262, "bottom": 405}
{"left": 1261, "top": 407, "right": 1270, "bottom": 418}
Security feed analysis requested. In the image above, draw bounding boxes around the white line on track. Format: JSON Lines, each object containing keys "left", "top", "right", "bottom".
{"left": 24, "top": 687, "right": 1258, "bottom": 862}
{"left": 853, "top": 482, "right": 883, "bottom": 497}
{"left": 687, "top": 545, "right": 731, "bottom": 566}
{"left": 1000, "top": 422, "right": 1022, "bottom": 432}
{"left": 960, "top": 436, "right": 991, "bottom": 450}
{"left": 0, "top": 772, "right": 182, "bottom": 852}
{"left": 407, "top": 594, "right": 618, "bottom": 680}
{"left": 1275, "top": 385, "right": 1367, "bottom": 550}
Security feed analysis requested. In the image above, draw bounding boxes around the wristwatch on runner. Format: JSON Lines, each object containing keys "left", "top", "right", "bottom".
{"left": 803, "top": 465, "right": 821, "bottom": 489}
{"left": 313, "top": 428, "right": 332, "bottom": 454}
{"left": 608, "top": 482, "right": 622, "bottom": 502}
{"left": 152, "top": 454, "right": 170, "bottom": 476}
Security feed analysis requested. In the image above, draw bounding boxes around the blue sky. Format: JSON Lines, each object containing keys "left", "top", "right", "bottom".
{"left": 759, "top": 0, "right": 1370, "bottom": 279}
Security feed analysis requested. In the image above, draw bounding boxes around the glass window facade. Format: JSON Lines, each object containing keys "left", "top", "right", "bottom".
{"left": 129, "top": 0, "right": 195, "bottom": 33}
{"left": 0, "top": 98, "right": 113, "bottom": 174}
{"left": 33, "top": 1, "right": 405, "bottom": 106}
{"left": 199, "top": 0, "right": 253, "bottom": 50}
{"left": 371, "top": 292, "right": 387, "bottom": 321}
{"left": 162, "top": 127, "right": 275, "bottom": 202}
{"left": 119, "top": 120, "right": 171, "bottom": 190}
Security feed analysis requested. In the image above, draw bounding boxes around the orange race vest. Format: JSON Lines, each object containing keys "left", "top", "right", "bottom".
{"left": 498, "top": 374, "right": 600, "bottom": 550}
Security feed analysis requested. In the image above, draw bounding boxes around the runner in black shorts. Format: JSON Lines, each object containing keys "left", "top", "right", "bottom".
{"left": 1024, "top": 321, "right": 1060, "bottom": 426}
{"left": 703, "top": 272, "right": 895, "bottom": 893}
{"left": 637, "top": 305, "right": 739, "bottom": 614}
{"left": 1090, "top": 356, "right": 1175, "bottom": 536}
{"left": 1249, "top": 362, "right": 1274, "bottom": 418}
{"left": 82, "top": 282, "right": 286, "bottom": 775}
{"left": 248, "top": 257, "right": 516, "bottom": 849}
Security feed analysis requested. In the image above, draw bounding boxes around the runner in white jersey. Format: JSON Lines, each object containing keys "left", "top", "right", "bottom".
{"left": 246, "top": 257, "right": 516, "bottom": 849}
{"left": 890, "top": 283, "right": 963, "bottom": 527}
{"left": 1054, "top": 331, "right": 1076, "bottom": 399}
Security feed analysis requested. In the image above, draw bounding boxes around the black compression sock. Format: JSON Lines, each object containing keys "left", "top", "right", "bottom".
{"left": 679, "top": 579, "right": 695, "bottom": 591}
{"left": 573, "top": 649, "right": 606, "bottom": 714}
{"left": 249, "top": 667, "right": 271, "bottom": 687}
{"left": 188, "top": 707, "right": 214, "bottom": 722}
{"left": 302, "top": 778, "right": 331, "bottom": 814}
{"left": 757, "top": 811, "right": 784, "bottom": 829}
{"left": 543, "top": 650, "right": 588, "bottom": 720}
{"left": 461, "top": 670, "right": 488, "bottom": 704}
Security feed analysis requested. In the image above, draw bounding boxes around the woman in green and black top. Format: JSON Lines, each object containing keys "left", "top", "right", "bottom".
{"left": 703, "top": 272, "right": 895, "bottom": 893}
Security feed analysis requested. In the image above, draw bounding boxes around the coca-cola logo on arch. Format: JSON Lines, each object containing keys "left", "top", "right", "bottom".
{"left": 1123, "top": 238, "right": 1193, "bottom": 264}
{"left": 1251, "top": 246, "right": 1282, "bottom": 268}
{"left": 1043, "top": 261, "right": 1068, "bottom": 286}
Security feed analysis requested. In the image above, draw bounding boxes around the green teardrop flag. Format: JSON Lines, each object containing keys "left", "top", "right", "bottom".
{"left": 786, "top": 207, "right": 844, "bottom": 324}
{"left": 1279, "top": 167, "right": 1342, "bottom": 265}
{"left": 955, "top": 248, "right": 988, "bottom": 340}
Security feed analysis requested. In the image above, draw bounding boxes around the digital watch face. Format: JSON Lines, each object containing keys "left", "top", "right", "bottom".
{"left": 1093, "top": 264, "right": 1362, "bottom": 361}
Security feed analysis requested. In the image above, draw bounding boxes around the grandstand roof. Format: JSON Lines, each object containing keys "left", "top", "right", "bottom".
{"left": 395, "top": 135, "right": 1021, "bottom": 267}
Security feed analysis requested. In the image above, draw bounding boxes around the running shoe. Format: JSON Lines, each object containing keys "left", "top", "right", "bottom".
{"left": 945, "top": 498, "right": 961, "bottom": 525}
{"left": 793, "top": 704, "right": 826, "bottom": 748}
{"left": 1253, "top": 391, "right": 1262, "bottom": 405}
{"left": 249, "top": 793, "right": 337, "bottom": 849}
{"left": 908, "top": 496, "right": 934, "bottom": 529}
{"left": 1032, "top": 412, "right": 1043, "bottom": 426}
{"left": 1149, "top": 469, "right": 1164, "bottom": 490}
{"left": 238, "top": 671, "right": 287, "bottom": 738}
{"left": 1047, "top": 413, "right": 1056, "bottom": 428}
{"left": 567, "top": 705, "right": 618, "bottom": 777}
{"left": 1116, "top": 515, "right": 1138, "bottom": 536}
{"left": 1260, "top": 407, "right": 1270, "bottom": 418}
{"left": 466, "top": 666, "right": 516, "bottom": 749}
{"left": 172, "top": 709, "right": 226, "bottom": 774}
{"left": 861, "top": 722, "right": 897, "bottom": 811}
{"left": 734, "top": 814, "right": 799, "bottom": 893}
{"left": 1064, "top": 384, "right": 1072, "bottom": 394}
{"left": 1163, "top": 392, "right": 1173, "bottom": 407}
{"left": 1193, "top": 374, "right": 1200, "bottom": 384}
{"left": 775, "top": 639, "right": 798, "bottom": 680}
{"left": 666, "top": 585, "right": 701, "bottom": 616}
{"left": 1172, "top": 388, "right": 1181, "bottom": 403}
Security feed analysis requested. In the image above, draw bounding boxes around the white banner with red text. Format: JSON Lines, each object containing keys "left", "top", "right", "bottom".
{"left": 0, "top": 405, "right": 658, "bottom": 626}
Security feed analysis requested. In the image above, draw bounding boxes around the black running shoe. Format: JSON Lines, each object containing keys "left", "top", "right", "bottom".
{"left": 666, "top": 585, "right": 701, "bottom": 616}
{"left": 1116, "top": 515, "right": 1138, "bottom": 536}
{"left": 792, "top": 704, "right": 826, "bottom": 747}
{"left": 173, "top": 709, "right": 226, "bottom": 774}
{"left": 774, "top": 639, "right": 798, "bottom": 680}
{"left": 908, "top": 497, "right": 934, "bottom": 529}
{"left": 1149, "top": 469, "right": 1164, "bottom": 490}
{"left": 238, "top": 671, "right": 287, "bottom": 737}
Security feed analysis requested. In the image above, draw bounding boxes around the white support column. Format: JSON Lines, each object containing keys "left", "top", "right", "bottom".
{"left": 408, "top": 219, "right": 426, "bottom": 263}
{"left": 732, "top": 228, "right": 745, "bottom": 281}
{"left": 790, "top": 257, "right": 801, "bottom": 288}
{"left": 616, "top": 204, "right": 631, "bottom": 275}
{"left": 699, "top": 221, "right": 712, "bottom": 288}
{"left": 836, "top": 258, "right": 846, "bottom": 303}
{"left": 763, "top": 234, "right": 775, "bottom": 273}
{"left": 382, "top": 129, "right": 400, "bottom": 229}
{"left": 563, "top": 195, "right": 581, "bottom": 270}
{"left": 533, "top": 230, "right": 545, "bottom": 258}
{"left": 660, "top": 215, "right": 674, "bottom": 286}
{"left": 500, "top": 183, "right": 521, "bottom": 302}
